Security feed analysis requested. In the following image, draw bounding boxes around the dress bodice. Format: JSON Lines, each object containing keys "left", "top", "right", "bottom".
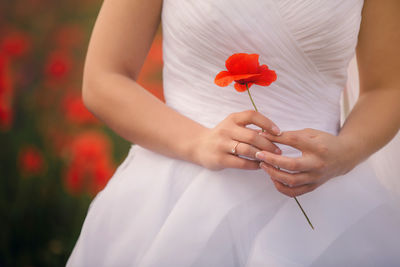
{"left": 161, "top": 0, "right": 364, "bottom": 135}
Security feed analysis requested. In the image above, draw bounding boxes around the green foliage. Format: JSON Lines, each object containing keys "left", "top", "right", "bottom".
{"left": 0, "top": 0, "right": 140, "bottom": 266}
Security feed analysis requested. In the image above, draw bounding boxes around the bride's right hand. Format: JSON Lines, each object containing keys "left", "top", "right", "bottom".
{"left": 193, "top": 110, "right": 282, "bottom": 171}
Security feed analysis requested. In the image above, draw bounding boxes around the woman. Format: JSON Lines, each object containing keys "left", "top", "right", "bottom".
{"left": 68, "top": 0, "right": 400, "bottom": 266}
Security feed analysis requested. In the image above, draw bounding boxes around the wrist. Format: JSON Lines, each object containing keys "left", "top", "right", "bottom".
{"left": 337, "top": 133, "right": 367, "bottom": 174}
{"left": 181, "top": 125, "right": 210, "bottom": 167}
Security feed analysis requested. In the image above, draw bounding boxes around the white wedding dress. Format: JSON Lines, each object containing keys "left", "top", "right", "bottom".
{"left": 67, "top": 0, "right": 400, "bottom": 266}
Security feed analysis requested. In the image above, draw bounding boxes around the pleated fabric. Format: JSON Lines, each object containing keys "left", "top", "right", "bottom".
{"left": 67, "top": 1, "right": 400, "bottom": 266}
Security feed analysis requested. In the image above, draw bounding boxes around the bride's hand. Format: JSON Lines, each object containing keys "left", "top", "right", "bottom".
{"left": 256, "top": 128, "right": 358, "bottom": 197}
{"left": 194, "top": 110, "right": 282, "bottom": 171}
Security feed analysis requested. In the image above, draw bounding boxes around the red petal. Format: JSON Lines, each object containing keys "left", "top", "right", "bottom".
{"left": 234, "top": 82, "right": 249, "bottom": 92}
{"left": 254, "top": 65, "right": 277, "bottom": 86}
{"left": 226, "top": 53, "right": 259, "bottom": 75}
{"left": 214, "top": 71, "right": 234, "bottom": 87}
{"left": 231, "top": 73, "right": 261, "bottom": 81}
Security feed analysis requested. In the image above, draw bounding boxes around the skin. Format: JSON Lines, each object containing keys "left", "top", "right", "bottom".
{"left": 83, "top": 0, "right": 399, "bottom": 196}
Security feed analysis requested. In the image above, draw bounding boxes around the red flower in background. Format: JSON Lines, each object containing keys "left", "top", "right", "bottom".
{"left": 62, "top": 94, "right": 98, "bottom": 124}
{"left": 0, "top": 107, "right": 13, "bottom": 129}
{"left": 1, "top": 31, "right": 31, "bottom": 58}
{"left": 214, "top": 53, "right": 277, "bottom": 92}
{"left": 45, "top": 50, "right": 72, "bottom": 80}
{"left": 64, "top": 132, "right": 115, "bottom": 196}
{"left": 0, "top": 55, "right": 13, "bottom": 131}
{"left": 137, "top": 33, "right": 164, "bottom": 101}
{"left": 18, "top": 146, "right": 45, "bottom": 175}
{"left": 0, "top": 31, "right": 30, "bottom": 131}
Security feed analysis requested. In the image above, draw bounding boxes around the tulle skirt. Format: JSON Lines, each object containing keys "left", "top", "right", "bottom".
{"left": 67, "top": 144, "right": 400, "bottom": 267}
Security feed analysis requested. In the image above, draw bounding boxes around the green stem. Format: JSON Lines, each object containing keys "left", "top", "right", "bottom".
{"left": 245, "top": 83, "right": 314, "bottom": 230}
{"left": 294, "top": 196, "right": 314, "bottom": 230}
{"left": 246, "top": 84, "right": 258, "bottom": 112}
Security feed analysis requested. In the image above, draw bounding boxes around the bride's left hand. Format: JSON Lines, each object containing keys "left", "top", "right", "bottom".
{"left": 256, "top": 128, "right": 358, "bottom": 197}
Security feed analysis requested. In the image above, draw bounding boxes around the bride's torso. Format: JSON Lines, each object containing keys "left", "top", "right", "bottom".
{"left": 68, "top": 3, "right": 400, "bottom": 266}
{"left": 161, "top": 0, "right": 364, "bottom": 135}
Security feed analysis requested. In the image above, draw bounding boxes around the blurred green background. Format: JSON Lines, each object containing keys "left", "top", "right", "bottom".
{"left": 0, "top": 0, "right": 163, "bottom": 266}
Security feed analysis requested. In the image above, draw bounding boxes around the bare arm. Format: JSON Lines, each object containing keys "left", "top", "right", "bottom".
{"left": 256, "top": 0, "right": 400, "bottom": 197}
{"left": 339, "top": 0, "right": 400, "bottom": 163}
{"left": 83, "top": 0, "right": 204, "bottom": 161}
{"left": 83, "top": 0, "right": 281, "bottom": 170}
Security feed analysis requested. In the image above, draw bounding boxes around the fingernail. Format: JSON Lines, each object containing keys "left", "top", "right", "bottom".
{"left": 259, "top": 162, "right": 268, "bottom": 170}
{"left": 274, "top": 148, "right": 281, "bottom": 154}
{"left": 255, "top": 151, "right": 264, "bottom": 160}
{"left": 271, "top": 126, "right": 281, "bottom": 136}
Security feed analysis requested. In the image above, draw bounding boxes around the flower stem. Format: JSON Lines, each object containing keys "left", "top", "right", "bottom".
{"left": 245, "top": 83, "right": 314, "bottom": 230}
{"left": 294, "top": 196, "right": 314, "bottom": 230}
{"left": 246, "top": 84, "right": 258, "bottom": 112}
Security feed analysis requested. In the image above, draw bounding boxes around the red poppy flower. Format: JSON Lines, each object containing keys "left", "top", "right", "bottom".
{"left": 137, "top": 34, "right": 164, "bottom": 101}
{"left": 214, "top": 53, "right": 277, "bottom": 92}
{"left": 64, "top": 131, "right": 115, "bottom": 196}
{"left": 0, "top": 31, "right": 31, "bottom": 58}
{"left": 45, "top": 51, "right": 72, "bottom": 80}
{"left": 18, "top": 146, "right": 44, "bottom": 175}
{"left": 65, "top": 158, "right": 113, "bottom": 196}
{"left": 0, "top": 107, "right": 12, "bottom": 129}
{"left": 0, "top": 54, "right": 13, "bottom": 131}
{"left": 62, "top": 94, "right": 98, "bottom": 124}
{"left": 214, "top": 53, "right": 313, "bottom": 229}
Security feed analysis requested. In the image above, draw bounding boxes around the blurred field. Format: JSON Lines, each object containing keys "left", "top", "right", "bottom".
{"left": 0, "top": 0, "right": 163, "bottom": 266}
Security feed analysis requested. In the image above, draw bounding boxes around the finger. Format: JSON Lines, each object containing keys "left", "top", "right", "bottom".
{"left": 256, "top": 151, "right": 313, "bottom": 172}
{"left": 232, "top": 110, "right": 281, "bottom": 136}
{"left": 259, "top": 130, "right": 315, "bottom": 151}
{"left": 260, "top": 162, "right": 314, "bottom": 187}
{"left": 234, "top": 142, "right": 260, "bottom": 159}
{"left": 224, "top": 154, "right": 260, "bottom": 170}
{"left": 231, "top": 126, "right": 281, "bottom": 154}
{"left": 271, "top": 179, "right": 318, "bottom": 197}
